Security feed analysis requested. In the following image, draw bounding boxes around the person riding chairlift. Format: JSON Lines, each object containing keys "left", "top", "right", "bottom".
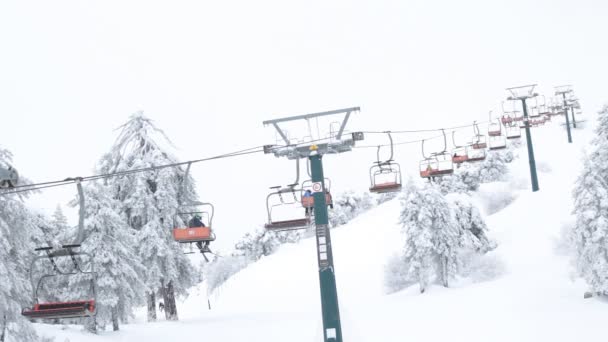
{"left": 326, "top": 190, "right": 334, "bottom": 209}
{"left": 303, "top": 190, "right": 313, "bottom": 215}
{"left": 188, "top": 214, "right": 205, "bottom": 228}
{"left": 188, "top": 214, "right": 209, "bottom": 250}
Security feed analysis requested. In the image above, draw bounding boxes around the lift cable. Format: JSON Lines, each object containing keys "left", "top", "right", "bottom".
{"left": 0, "top": 118, "right": 494, "bottom": 196}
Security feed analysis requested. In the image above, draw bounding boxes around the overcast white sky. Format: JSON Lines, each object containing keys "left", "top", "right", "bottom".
{"left": 1, "top": 0, "right": 606, "bottom": 250}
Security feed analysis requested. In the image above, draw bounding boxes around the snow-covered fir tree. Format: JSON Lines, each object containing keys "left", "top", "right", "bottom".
{"left": 329, "top": 190, "right": 375, "bottom": 227}
{"left": 436, "top": 162, "right": 481, "bottom": 194}
{"left": 97, "top": 112, "right": 197, "bottom": 321}
{"left": 478, "top": 149, "right": 513, "bottom": 183}
{"left": 398, "top": 180, "right": 459, "bottom": 292}
{"left": 572, "top": 105, "right": 608, "bottom": 295}
{"left": 204, "top": 254, "right": 251, "bottom": 295}
{"left": 0, "top": 147, "right": 41, "bottom": 341}
{"left": 447, "top": 193, "right": 496, "bottom": 253}
{"left": 68, "top": 181, "right": 146, "bottom": 332}
{"left": 39, "top": 205, "right": 68, "bottom": 248}
{"left": 234, "top": 228, "right": 300, "bottom": 261}
{"left": 436, "top": 149, "right": 514, "bottom": 195}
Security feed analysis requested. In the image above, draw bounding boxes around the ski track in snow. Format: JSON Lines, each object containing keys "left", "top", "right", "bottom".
{"left": 36, "top": 122, "right": 608, "bottom": 342}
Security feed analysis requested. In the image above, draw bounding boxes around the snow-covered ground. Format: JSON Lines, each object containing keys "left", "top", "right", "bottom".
{"left": 36, "top": 120, "right": 606, "bottom": 342}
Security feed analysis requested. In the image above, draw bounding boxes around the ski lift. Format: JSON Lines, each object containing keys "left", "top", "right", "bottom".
{"left": 265, "top": 158, "right": 311, "bottom": 231}
{"left": 0, "top": 164, "right": 18, "bottom": 189}
{"left": 22, "top": 180, "right": 97, "bottom": 320}
{"left": 471, "top": 122, "right": 487, "bottom": 149}
{"left": 420, "top": 131, "right": 454, "bottom": 179}
{"left": 369, "top": 132, "right": 402, "bottom": 193}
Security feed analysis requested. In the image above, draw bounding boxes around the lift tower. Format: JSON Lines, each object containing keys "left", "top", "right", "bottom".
{"left": 263, "top": 107, "right": 363, "bottom": 342}
{"left": 507, "top": 84, "right": 539, "bottom": 192}
{"left": 555, "top": 85, "right": 574, "bottom": 143}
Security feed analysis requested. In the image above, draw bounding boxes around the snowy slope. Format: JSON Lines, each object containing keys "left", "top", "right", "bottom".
{"left": 36, "top": 120, "right": 607, "bottom": 342}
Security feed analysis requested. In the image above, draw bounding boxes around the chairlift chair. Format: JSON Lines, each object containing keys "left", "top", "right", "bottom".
{"left": 488, "top": 118, "right": 502, "bottom": 137}
{"left": 368, "top": 132, "right": 402, "bottom": 193}
{"left": 451, "top": 146, "right": 469, "bottom": 164}
{"left": 265, "top": 185, "right": 311, "bottom": 231}
{"left": 22, "top": 181, "right": 97, "bottom": 320}
{"left": 506, "top": 124, "right": 521, "bottom": 139}
{"left": 22, "top": 246, "right": 97, "bottom": 320}
{"left": 0, "top": 164, "right": 19, "bottom": 189}
{"left": 538, "top": 95, "right": 552, "bottom": 116}
{"left": 472, "top": 136, "right": 487, "bottom": 149}
{"left": 265, "top": 158, "right": 312, "bottom": 231}
{"left": 173, "top": 163, "right": 217, "bottom": 259}
{"left": 471, "top": 122, "right": 487, "bottom": 149}
{"left": 489, "top": 135, "right": 507, "bottom": 150}
{"left": 370, "top": 162, "right": 402, "bottom": 193}
{"left": 420, "top": 154, "right": 454, "bottom": 178}
{"left": 420, "top": 133, "right": 454, "bottom": 179}
{"left": 488, "top": 123, "right": 502, "bottom": 136}
{"left": 451, "top": 131, "right": 469, "bottom": 164}
{"left": 467, "top": 145, "right": 486, "bottom": 161}
{"left": 487, "top": 119, "right": 506, "bottom": 150}
{"left": 528, "top": 101, "right": 541, "bottom": 118}
{"left": 301, "top": 178, "right": 334, "bottom": 207}
{"left": 173, "top": 202, "right": 216, "bottom": 244}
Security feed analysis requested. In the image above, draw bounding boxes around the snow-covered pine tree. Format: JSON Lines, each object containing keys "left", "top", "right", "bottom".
{"left": 0, "top": 147, "right": 41, "bottom": 341}
{"left": 399, "top": 180, "right": 459, "bottom": 292}
{"left": 478, "top": 149, "right": 512, "bottom": 183}
{"left": 572, "top": 105, "right": 608, "bottom": 295}
{"left": 436, "top": 162, "right": 479, "bottom": 195}
{"left": 329, "top": 190, "right": 375, "bottom": 227}
{"left": 437, "top": 149, "right": 513, "bottom": 195}
{"left": 67, "top": 181, "right": 146, "bottom": 331}
{"left": 97, "top": 112, "right": 196, "bottom": 321}
{"left": 233, "top": 228, "right": 300, "bottom": 261}
{"left": 447, "top": 193, "right": 496, "bottom": 253}
{"left": 38, "top": 205, "right": 68, "bottom": 248}
{"left": 204, "top": 254, "right": 250, "bottom": 295}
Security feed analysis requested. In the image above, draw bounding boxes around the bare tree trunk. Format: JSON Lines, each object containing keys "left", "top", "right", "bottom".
{"left": 147, "top": 292, "right": 157, "bottom": 322}
{"left": 159, "top": 279, "right": 169, "bottom": 320}
{"left": 441, "top": 256, "right": 449, "bottom": 288}
{"left": 1, "top": 314, "right": 6, "bottom": 342}
{"left": 85, "top": 315, "right": 97, "bottom": 333}
{"left": 112, "top": 307, "right": 119, "bottom": 331}
{"left": 418, "top": 275, "right": 426, "bottom": 294}
{"left": 159, "top": 278, "right": 178, "bottom": 321}
{"left": 165, "top": 281, "right": 179, "bottom": 321}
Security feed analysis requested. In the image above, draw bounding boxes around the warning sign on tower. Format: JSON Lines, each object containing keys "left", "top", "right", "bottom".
{"left": 312, "top": 182, "right": 323, "bottom": 193}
